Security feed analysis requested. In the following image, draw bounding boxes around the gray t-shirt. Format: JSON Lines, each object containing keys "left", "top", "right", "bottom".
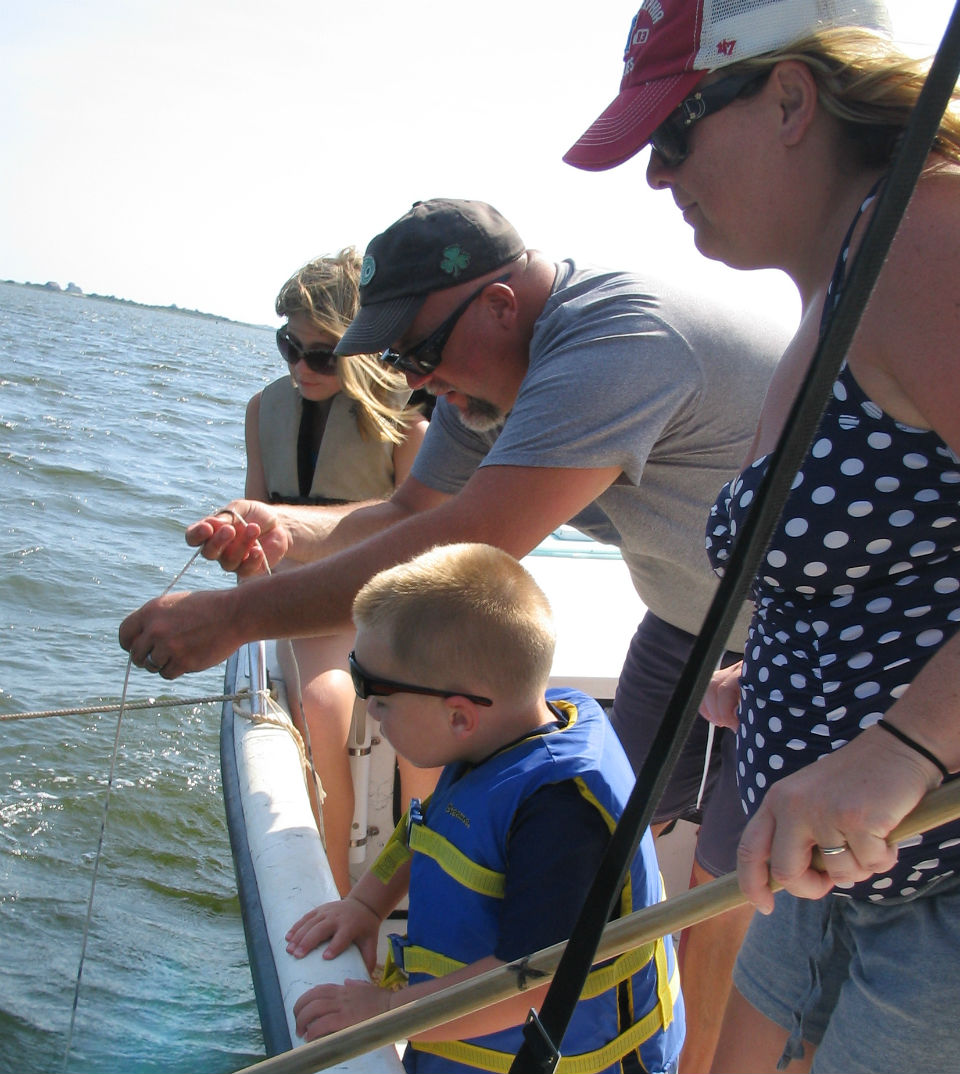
{"left": 411, "top": 260, "right": 789, "bottom": 643}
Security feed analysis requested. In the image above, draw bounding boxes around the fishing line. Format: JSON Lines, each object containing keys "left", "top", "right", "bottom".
{"left": 63, "top": 544, "right": 218, "bottom": 1069}
{"left": 61, "top": 659, "right": 133, "bottom": 1071}
{"left": 277, "top": 637, "right": 330, "bottom": 845}
{"left": 216, "top": 507, "right": 328, "bottom": 842}
{"left": 61, "top": 509, "right": 329, "bottom": 1067}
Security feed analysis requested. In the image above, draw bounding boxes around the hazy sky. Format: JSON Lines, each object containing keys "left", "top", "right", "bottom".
{"left": 1, "top": 1, "right": 954, "bottom": 326}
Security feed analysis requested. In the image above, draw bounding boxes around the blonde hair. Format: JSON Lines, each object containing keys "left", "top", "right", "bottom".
{"left": 728, "top": 27, "right": 960, "bottom": 167}
{"left": 353, "top": 543, "right": 556, "bottom": 702}
{"left": 275, "top": 248, "right": 419, "bottom": 444}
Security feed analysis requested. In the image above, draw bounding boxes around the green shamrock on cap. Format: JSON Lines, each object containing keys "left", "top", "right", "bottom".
{"left": 440, "top": 245, "right": 470, "bottom": 277}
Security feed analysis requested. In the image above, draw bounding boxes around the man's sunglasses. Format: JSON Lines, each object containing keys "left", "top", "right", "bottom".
{"left": 276, "top": 325, "right": 340, "bottom": 376}
{"left": 348, "top": 650, "right": 493, "bottom": 707}
{"left": 380, "top": 273, "right": 512, "bottom": 377}
{"left": 650, "top": 70, "right": 768, "bottom": 168}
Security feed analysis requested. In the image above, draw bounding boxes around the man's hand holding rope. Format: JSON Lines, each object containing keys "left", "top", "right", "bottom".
{"left": 186, "top": 500, "right": 291, "bottom": 578}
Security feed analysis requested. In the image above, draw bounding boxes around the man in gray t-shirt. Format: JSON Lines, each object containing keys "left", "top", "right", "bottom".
{"left": 120, "top": 199, "right": 788, "bottom": 1009}
{"left": 399, "top": 238, "right": 785, "bottom": 878}
{"left": 411, "top": 256, "right": 774, "bottom": 643}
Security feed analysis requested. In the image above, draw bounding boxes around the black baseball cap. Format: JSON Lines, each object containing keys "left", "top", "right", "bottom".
{"left": 335, "top": 199, "right": 526, "bottom": 355}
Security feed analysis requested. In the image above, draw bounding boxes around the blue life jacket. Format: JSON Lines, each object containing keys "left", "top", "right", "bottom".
{"left": 372, "top": 688, "right": 684, "bottom": 1074}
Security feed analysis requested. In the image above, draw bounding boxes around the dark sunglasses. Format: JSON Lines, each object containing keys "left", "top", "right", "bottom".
{"left": 649, "top": 70, "right": 769, "bottom": 168}
{"left": 380, "top": 273, "right": 512, "bottom": 377}
{"left": 276, "top": 325, "right": 340, "bottom": 375}
{"left": 348, "top": 650, "right": 493, "bottom": 707}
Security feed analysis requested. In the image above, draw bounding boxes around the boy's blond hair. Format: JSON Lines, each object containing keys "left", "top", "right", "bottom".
{"left": 352, "top": 543, "right": 555, "bottom": 703}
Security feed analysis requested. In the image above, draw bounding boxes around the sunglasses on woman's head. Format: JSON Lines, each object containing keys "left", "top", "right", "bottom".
{"left": 276, "top": 326, "right": 339, "bottom": 375}
{"left": 649, "top": 70, "right": 769, "bottom": 168}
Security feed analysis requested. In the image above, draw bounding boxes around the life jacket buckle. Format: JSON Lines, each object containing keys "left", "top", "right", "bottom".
{"left": 406, "top": 797, "right": 423, "bottom": 844}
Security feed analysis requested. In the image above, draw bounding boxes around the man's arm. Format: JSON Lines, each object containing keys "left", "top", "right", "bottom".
{"left": 119, "top": 462, "right": 620, "bottom": 677}
{"left": 184, "top": 476, "right": 448, "bottom": 574}
{"left": 286, "top": 475, "right": 449, "bottom": 560}
{"left": 271, "top": 413, "right": 433, "bottom": 562}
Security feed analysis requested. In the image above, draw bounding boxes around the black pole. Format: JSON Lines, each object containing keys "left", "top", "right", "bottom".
{"left": 510, "top": 6, "right": 960, "bottom": 1071}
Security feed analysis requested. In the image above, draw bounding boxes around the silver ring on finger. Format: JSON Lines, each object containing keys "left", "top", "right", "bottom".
{"left": 144, "top": 652, "right": 160, "bottom": 672}
{"left": 819, "top": 843, "right": 849, "bottom": 856}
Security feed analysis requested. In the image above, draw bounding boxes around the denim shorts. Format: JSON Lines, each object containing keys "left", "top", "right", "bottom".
{"left": 734, "top": 873, "right": 960, "bottom": 1073}
{"left": 611, "top": 611, "right": 744, "bottom": 876}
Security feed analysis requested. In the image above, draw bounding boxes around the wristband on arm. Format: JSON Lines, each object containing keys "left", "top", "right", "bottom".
{"left": 876, "top": 718, "right": 950, "bottom": 781}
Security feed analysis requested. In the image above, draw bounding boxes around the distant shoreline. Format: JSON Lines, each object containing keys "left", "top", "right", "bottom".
{"left": 1, "top": 278, "right": 269, "bottom": 330}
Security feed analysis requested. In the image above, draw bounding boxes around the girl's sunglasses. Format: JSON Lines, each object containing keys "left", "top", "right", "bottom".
{"left": 650, "top": 70, "right": 769, "bottom": 168}
{"left": 276, "top": 326, "right": 339, "bottom": 375}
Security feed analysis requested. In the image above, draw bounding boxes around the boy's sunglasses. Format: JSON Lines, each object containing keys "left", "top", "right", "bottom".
{"left": 276, "top": 326, "right": 339, "bottom": 375}
{"left": 649, "top": 70, "right": 769, "bottom": 168}
{"left": 379, "top": 273, "right": 512, "bottom": 377}
{"left": 348, "top": 650, "right": 493, "bottom": 707}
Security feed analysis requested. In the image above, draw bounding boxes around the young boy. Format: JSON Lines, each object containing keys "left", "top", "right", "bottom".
{"left": 286, "top": 543, "right": 684, "bottom": 1073}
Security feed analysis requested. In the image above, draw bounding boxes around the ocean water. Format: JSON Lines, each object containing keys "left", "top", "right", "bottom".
{"left": 0, "top": 280, "right": 280, "bottom": 1073}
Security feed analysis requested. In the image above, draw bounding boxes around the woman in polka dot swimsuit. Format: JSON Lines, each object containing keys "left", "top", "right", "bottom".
{"left": 574, "top": 1, "right": 960, "bottom": 1069}
{"left": 707, "top": 358, "right": 960, "bottom": 903}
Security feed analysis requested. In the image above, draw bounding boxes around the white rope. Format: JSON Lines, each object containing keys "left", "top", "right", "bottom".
{"left": 232, "top": 688, "right": 319, "bottom": 800}
{"left": 62, "top": 540, "right": 213, "bottom": 1069}
{"left": 1, "top": 692, "right": 250, "bottom": 722}
{"left": 695, "top": 722, "right": 715, "bottom": 814}
{"left": 226, "top": 510, "right": 330, "bottom": 835}
{"left": 60, "top": 508, "right": 328, "bottom": 1067}
{"left": 276, "top": 637, "right": 329, "bottom": 817}
{"left": 62, "top": 657, "right": 133, "bottom": 1070}
{"left": 695, "top": 656, "right": 724, "bottom": 813}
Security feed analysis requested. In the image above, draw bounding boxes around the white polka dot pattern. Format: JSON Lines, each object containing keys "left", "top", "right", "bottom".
{"left": 706, "top": 362, "right": 960, "bottom": 900}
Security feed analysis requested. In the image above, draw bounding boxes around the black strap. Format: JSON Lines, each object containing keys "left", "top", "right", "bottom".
{"left": 296, "top": 399, "right": 325, "bottom": 497}
{"left": 510, "top": 6, "right": 960, "bottom": 1070}
{"left": 876, "top": 719, "right": 950, "bottom": 781}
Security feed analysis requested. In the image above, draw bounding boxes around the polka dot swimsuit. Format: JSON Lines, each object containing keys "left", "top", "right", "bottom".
{"left": 706, "top": 190, "right": 960, "bottom": 901}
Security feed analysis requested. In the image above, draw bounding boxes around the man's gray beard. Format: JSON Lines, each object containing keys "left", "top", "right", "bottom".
{"left": 453, "top": 396, "right": 505, "bottom": 433}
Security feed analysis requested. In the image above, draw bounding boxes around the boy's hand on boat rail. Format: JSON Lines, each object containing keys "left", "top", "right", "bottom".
{"left": 187, "top": 500, "right": 290, "bottom": 578}
{"left": 293, "top": 978, "right": 390, "bottom": 1042}
{"left": 286, "top": 897, "right": 380, "bottom": 974}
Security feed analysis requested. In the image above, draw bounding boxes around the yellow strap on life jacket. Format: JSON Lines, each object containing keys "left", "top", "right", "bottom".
{"left": 408, "top": 823, "right": 506, "bottom": 899}
{"left": 371, "top": 810, "right": 414, "bottom": 884}
{"left": 413, "top": 941, "right": 679, "bottom": 1074}
{"left": 653, "top": 928, "right": 676, "bottom": 1036}
{"left": 392, "top": 943, "right": 467, "bottom": 981}
{"left": 578, "top": 941, "right": 656, "bottom": 1000}
{"left": 401, "top": 941, "right": 657, "bottom": 1006}
{"left": 407, "top": 938, "right": 677, "bottom": 1073}
{"left": 371, "top": 792, "right": 436, "bottom": 885}
{"left": 404, "top": 939, "right": 656, "bottom": 996}
{"left": 378, "top": 945, "right": 409, "bottom": 992}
